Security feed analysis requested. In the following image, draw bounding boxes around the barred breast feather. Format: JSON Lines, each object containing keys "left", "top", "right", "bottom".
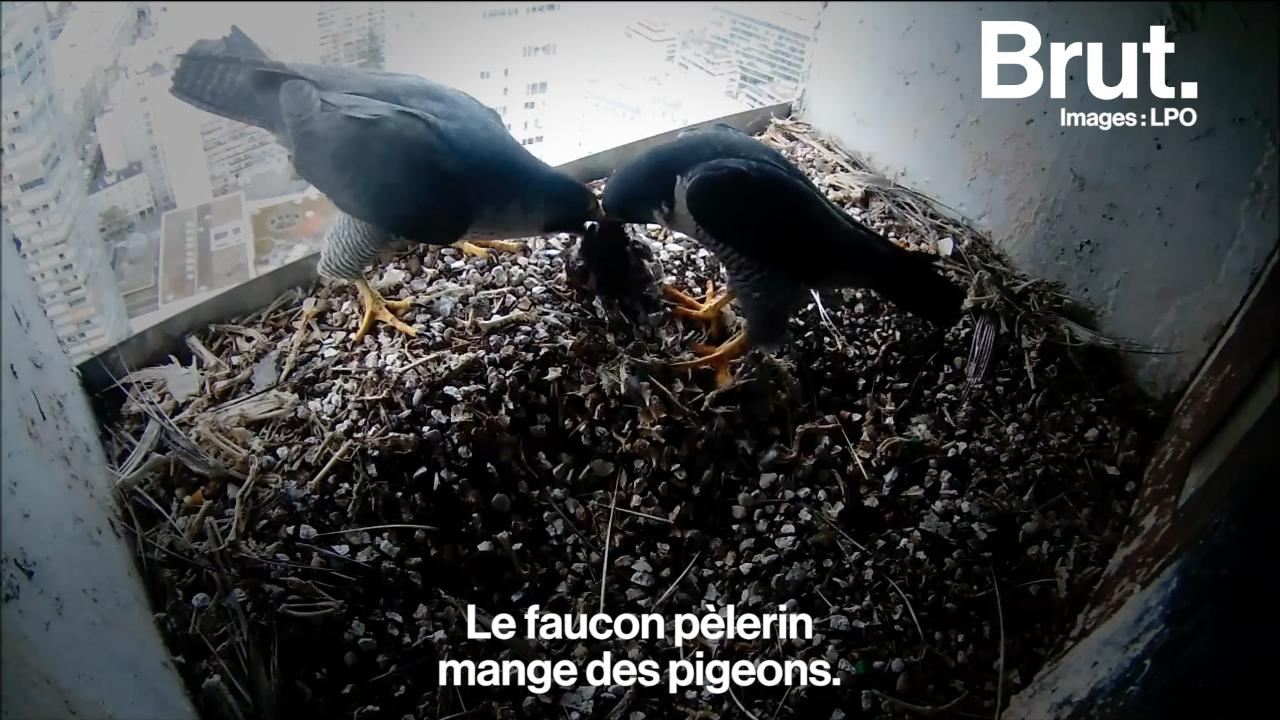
{"left": 317, "top": 213, "right": 391, "bottom": 281}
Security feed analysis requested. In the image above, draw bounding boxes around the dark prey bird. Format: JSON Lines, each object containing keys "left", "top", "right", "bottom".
{"left": 170, "top": 27, "right": 602, "bottom": 341}
{"left": 601, "top": 124, "right": 965, "bottom": 386}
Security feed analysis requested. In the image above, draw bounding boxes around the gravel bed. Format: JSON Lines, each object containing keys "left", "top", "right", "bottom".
{"left": 105, "top": 118, "right": 1160, "bottom": 720}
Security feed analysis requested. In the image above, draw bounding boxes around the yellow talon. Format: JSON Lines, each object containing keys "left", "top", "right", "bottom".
{"left": 662, "top": 279, "right": 734, "bottom": 340}
{"left": 670, "top": 329, "right": 749, "bottom": 388}
{"left": 353, "top": 278, "right": 416, "bottom": 342}
{"left": 456, "top": 239, "right": 524, "bottom": 257}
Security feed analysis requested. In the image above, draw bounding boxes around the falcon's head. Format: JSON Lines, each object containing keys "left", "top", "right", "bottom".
{"left": 599, "top": 145, "right": 683, "bottom": 227}
{"left": 541, "top": 173, "right": 605, "bottom": 236}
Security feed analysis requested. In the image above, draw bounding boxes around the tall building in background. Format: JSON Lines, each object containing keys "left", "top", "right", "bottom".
{"left": 195, "top": 115, "right": 296, "bottom": 201}
{"left": 623, "top": 19, "right": 677, "bottom": 69}
{"left": 1, "top": 0, "right": 130, "bottom": 362}
{"left": 678, "top": 35, "right": 740, "bottom": 99}
{"left": 95, "top": 37, "right": 178, "bottom": 211}
{"left": 49, "top": 1, "right": 141, "bottom": 174}
{"left": 706, "top": 2, "right": 822, "bottom": 106}
{"left": 387, "top": 2, "right": 571, "bottom": 161}
{"left": 561, "top": 11, "right": 749, "bottom": 161}
{"left": 315, "top": 1, "right": 387, "bottom": 69}
{"left": 383, "top": 2, "right": 810, "bottom": 165}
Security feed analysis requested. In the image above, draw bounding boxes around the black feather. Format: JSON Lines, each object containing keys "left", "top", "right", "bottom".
{"left": 603, "top": 131, "right": 966, "bottom": 334}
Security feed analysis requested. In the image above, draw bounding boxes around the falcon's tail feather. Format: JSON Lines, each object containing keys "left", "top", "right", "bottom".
{"left": 864, "top": 245, "right": 966, "bottom": 328}
{"left": 170, "top": 25, "right": 296, "bottom": 134}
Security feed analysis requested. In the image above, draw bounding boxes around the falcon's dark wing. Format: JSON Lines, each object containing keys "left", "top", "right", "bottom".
{"left": 683, "top": 158, "right": 964, "bottom": 328}
{"left": 682, "top": 158, "right": 876, "bottom": 287}
{"left": 170, "top": 26, "right": 528, "bottom": 243}
{"left": 277, "top": 81, "right": 473, "bottom": 243}
{"left": 171, "top": 27, "right": 507, "bottom": 138}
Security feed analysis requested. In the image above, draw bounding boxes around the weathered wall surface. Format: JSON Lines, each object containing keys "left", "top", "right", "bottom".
{"left": 1, "top": 221, "right": 195, "bottom": 719}
{"left": 800, "top": 1, "right": 1278, "bottom": 398}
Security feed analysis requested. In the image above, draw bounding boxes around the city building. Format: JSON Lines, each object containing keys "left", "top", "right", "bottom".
{"left": 248, "top": 189, "right": 335, "bottom": 275}
{"left": 387, "top": 2, "right": 571, "bottom": 161}
{"left": 112, "top": 227, "right": 159, "bottom": 319}
{"left": 677, "top": 35, "right": 740, "bottom": 99}
{"left": 706, "top": 2, "right": 823, "bottom": 106}
{"left": 49, "top": 1, "right": 141, "bottom": 171}
{"left": 567, "top": 72, "right": 747, "bottom": 159}
{"left": 156, "top": 192, "right": 253, "bottom": 310}
{"left": 197, "top": 115, "right": 296, "bottom": 202}
{"left": 96, "top": 35, "right": 184, "bottom": 211}
{"left": 88, "top": 161, "right": 157, "bottom": 223}
{"left": 131, "top": 188, "right": 333, "bottom": 331}
{"left": 622, "top": 19, "right": 678, "bottom": 70}
{"left": 556, "top": 10, "right": 749, "bottom": 162}
{"left": 314, "top": 1, "right": 387, "bottom": 69}
{"left": 1, "top": 0, "right": 130, "bottom": 362}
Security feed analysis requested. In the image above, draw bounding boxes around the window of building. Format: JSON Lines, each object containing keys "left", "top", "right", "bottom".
{"left": 480, "top": 70, "right": 490, "bottom": 79}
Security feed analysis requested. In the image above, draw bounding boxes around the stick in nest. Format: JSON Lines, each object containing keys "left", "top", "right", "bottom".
{"left": 991, "top": 566, "right": 1006, "bottom": 720}
{"left": 114, "top": 452, "right": 170, "bottom": 493}
{"left": 818, "top": 514, "right": 924, "bottom": 642}
{"left": 598, "top": 471, "right": 624, "bottom": 615}
{"left": 280, "top": 298, "right": 324, "bottom": 383}
{"left": 652, "top": 552, "right": 700, "bottom": 611}
{"left": 310, "top": 439, "right": 354, "bottom": 488}
{"left": 809, "top": 289, "right": 846, "bottom": 350}
{"left": 868, "top": 689, "right": 969, "bottom": 717}
{"left": 726, "top": 685, "right": 762, "bottom": 720}
{"left": 226, "top": 457, "right": 262, "bottom": 546}
{"left": 476, "top": 309, "right": 538, "bottom": 333}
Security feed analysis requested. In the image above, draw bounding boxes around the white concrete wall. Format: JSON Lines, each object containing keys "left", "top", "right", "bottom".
{"left": 0, "top": 221, "right": 195, "bottom": 719}
{"left": 799, "top": 1, "right": 1278, "bottom": 398}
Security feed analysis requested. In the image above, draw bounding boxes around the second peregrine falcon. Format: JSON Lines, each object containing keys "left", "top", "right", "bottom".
{"left": 601, "top": 124, "right": 964, "bottom": 386}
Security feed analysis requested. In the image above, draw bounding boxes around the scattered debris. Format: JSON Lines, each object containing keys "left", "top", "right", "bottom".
{"left": 104, "top": 118, "right": 1159, "bottom": 720}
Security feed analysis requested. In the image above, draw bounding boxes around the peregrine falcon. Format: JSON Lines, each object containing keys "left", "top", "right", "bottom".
{"left": 170, "top": 26, "right": 602, "bottom": 341}
{"left": 601, "top": 124, "right": 965, "bottom": 386}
